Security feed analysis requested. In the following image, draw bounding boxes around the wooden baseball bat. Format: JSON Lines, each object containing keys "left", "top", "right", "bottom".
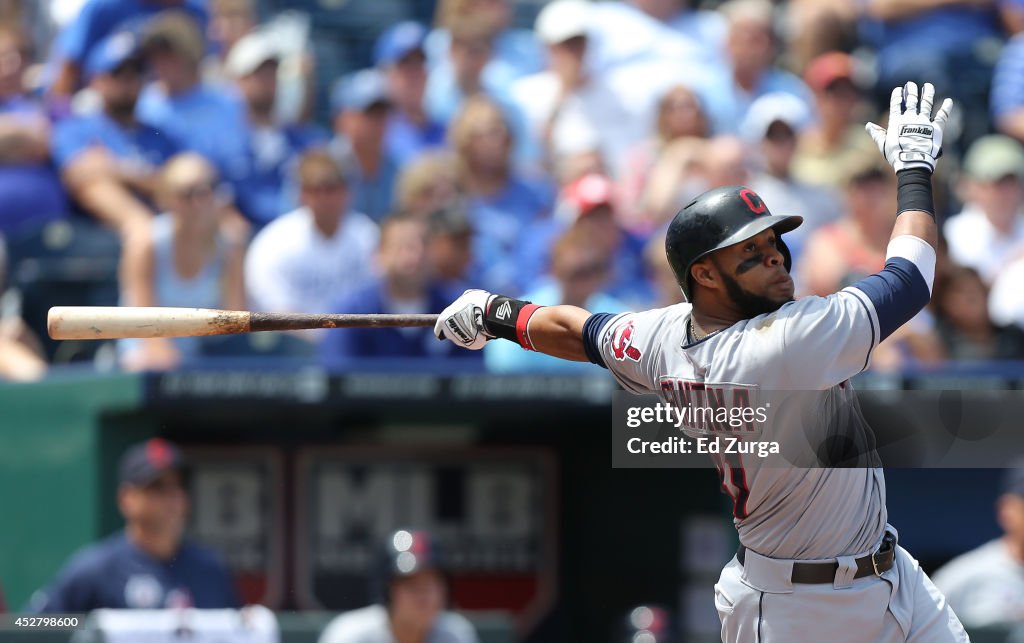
{"left": 47, "top": 307, "right": 440, "bottom": 340}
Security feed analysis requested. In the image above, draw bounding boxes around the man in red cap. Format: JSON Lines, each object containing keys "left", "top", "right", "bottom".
{"left": 29, "top": 438, "right": 238, "bottom": 612}
{"left": 792, "top": 52, "right": 878, "bottom": 190}
{"left": 521, "top": 173, "right": 650, "bottom": 307}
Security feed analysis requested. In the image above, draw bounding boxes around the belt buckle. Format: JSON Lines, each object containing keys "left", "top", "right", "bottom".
{"left": 871, "top": 532, "right": 895, "bottom": 576}
{"left": 871, "top": 550, "right": 884, "bottom": 577}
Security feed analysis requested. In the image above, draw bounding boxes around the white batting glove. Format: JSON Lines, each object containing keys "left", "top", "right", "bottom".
{"left": 865, "top": 81, "right": 953, "bottom": 174}
{"left": 434, "top": 289, "right": 495, "bottom": 350}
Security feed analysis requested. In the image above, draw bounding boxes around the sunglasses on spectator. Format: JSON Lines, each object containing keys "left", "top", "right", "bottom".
{"left": 993, "top": 174, "right": 1022, "bottom": 187}
{"left": 364, "top": 102, "right": 392, "bottom": 118}
{"left": 397, "top": 51, "right": 427, "bottom": 69}
{"left": 111, "top": 59, "right": 145, "bottom": 78}
{"left": 564, "top": 261, "right": 610, "bottom": 281}
{"left": 470, "top": 125, "right": 507, "bottom": 140}
{"left": 171, "top": 182, "right": 216, "bottom": 200}
{"left": 303, "top": 181, "right": 346, "bottom": 193}
{"left": 664, "top": 98, "right": 699, "bottom": 112}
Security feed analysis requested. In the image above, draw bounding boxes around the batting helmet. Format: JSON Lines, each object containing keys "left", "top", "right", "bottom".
{"left": 665, "top": 186, "right": 803, "bottom": 301}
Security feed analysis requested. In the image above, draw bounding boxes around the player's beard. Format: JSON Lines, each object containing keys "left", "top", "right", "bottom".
{"left": 720, "top": 271, "right": 793, "bottom": 318}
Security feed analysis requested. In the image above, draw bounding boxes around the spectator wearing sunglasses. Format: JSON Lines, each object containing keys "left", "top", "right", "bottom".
{"left": 244, "top": 149, "right": 378, "bottom": 324}
{"left": 118, "top": 153, "right": 246, "bottom": 371}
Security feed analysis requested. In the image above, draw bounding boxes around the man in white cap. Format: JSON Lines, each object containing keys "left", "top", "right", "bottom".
{"left": 508, "top": 0, "right": 638, "bottom": 178}
{"left": 943, "top": 134, "right": 1024, "bottom": 285}
{"left": 223, "top": 31, "right": 326, "bottom": 226}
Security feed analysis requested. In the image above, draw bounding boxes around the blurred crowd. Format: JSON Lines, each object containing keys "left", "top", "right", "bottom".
{"left": 4, "top": 0, "right": 1024, "bottom": 379}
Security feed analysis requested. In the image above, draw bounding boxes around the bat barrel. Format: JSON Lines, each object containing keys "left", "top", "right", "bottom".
{"left": 47, "top": 307, "right": 251, "bottom": 340}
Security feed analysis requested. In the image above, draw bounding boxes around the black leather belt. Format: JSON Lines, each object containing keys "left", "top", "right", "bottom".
{"left": 736, "top": 531, "right": 896, "bottom": 584}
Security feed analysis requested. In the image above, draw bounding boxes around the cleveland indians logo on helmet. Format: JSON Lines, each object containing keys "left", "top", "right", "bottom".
{"left": 612, "top": 321, "right": 642, "bottom": 362}
{"left": 739, "top": 189, "right": 767, "bottom": 215}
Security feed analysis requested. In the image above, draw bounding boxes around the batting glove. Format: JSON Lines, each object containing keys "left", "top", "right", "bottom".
{"left": 865, "top": 81, "right": 953, "bottom": 174}
{"left": 435, "top": 289, "right": 496, "bottom": 350}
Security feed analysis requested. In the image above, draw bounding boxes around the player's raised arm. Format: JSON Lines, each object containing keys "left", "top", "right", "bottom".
{"left": 853, "top": 82, "right": 952, "bottom": 336}
{"left": 780, "top": 82, "right": 954, "bottom": 387}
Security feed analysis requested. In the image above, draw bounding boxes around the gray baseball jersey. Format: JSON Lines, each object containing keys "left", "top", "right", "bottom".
{"left": 932, "top": 539, "right": 1024, "bottom": 627}
{"left": 318, "top": 605, "right": 479, "bottom": 643}
{"left": 591, "top": 286, "right": 889, "bottom": 560}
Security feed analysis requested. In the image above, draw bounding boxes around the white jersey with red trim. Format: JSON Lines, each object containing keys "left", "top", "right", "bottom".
{"left": 596, "top": 287, "right": 887, "bottom": 560}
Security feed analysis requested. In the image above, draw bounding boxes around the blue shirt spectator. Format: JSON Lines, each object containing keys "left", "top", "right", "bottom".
{"left": 0, "top": 26, "right": 68, "bottom": 235}
{"left": 518, "top": 173, "right": 651, "bottom": 306}
{"left": 136, "top": 85, "right": 246, "bottom": 175}
{"left": 321, "top": 214, "right": 483, "bottom": 364}
{"left": 52, "top": 111, "right": 180, "bottom": 171}
{"left": 468, "top": 175, "right": 555, "bottom": 294}
{"left": 135, "top": 11, "right": 247, "bottom": 176}
{"left": 322, "top": 281, "right": 482, "bottom": 363}
{"left": 329, "top": 69, "right": 401, "bottom": 222}
{"left": 992, "top": 31, "right": 1024, "bottom": 142}
{"left": 861, "top": 0, "right": 1011, "bottom": 144}
{"left": 376, "top": 22, "right": 448, "bottom": 165}
{"left": 48, "top": 0, "right": 208, "bottom": 98}
{"left": 53, "top": 31, "right": 183, "bottom": 232}
{"left": 424, "top": 18, "right": 533, "bottom": 168}
{"left": 448, "top": 95, "right": 554, "bottom": 294}
{"left": 29, "top": 439, "right": 239, "bottom": 612}
{"left": 220, "top": 32, "right": 328, "bottom": 225}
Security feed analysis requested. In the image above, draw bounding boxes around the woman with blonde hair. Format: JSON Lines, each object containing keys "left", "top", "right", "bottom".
{"left": 620, "top": 84, "right": 710, "bottom": 234}
{"left": 448, "top": 96, "right": 554, "bottom": 293}
{"left": 394, "top": 151, "right": 462, "bottom": 218}
{"left": 119, "top": 153, "right": 246, "bottom": 371}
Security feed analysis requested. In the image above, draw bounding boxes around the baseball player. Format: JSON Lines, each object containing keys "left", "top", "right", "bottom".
{"left": 434, "top": 82, "right": 968, "bottom": 641}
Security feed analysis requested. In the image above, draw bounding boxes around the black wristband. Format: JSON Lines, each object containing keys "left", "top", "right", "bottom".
{"left": 896, "top": 168, "right": 934, "bottom": 218}
{"left": 482, "top": 296, "right": 531, "bottom": 342}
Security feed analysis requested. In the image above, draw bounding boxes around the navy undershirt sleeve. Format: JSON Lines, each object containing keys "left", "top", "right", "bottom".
{"left": 849, "top": 256, "right": 930, "bottom": 342}
{"left": 582, "top": 313, "right": 617, "bottom": 368}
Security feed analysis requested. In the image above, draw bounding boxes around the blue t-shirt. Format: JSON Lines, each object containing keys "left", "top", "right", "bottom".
{"left": 860, "top": 1, "right": 1005, "bottom": 72}
{"left": 31, "top": 532, "right": 239, "bottom": 612}
{"left": 55, "top": 0, "right": 208, "bottom": 67}
{"left": 384, "top": 111, "right": 447, "bottom": 166}
{"left": 320, "top": 281, "right": 484, "bottom": 364}
{"left": 228, "top": 123, "right": 327, "bottom": 226}
{"left": 0, "top": 97, "right": 68, "bottom": 234}
{"left": 51, "top": 112, "right": 182, "bottom": 170}
{"left": 992, "top": 32, "right": 1024, "bottom": 119}
{"left": 467, "top": 176, "right": 555, "bottom": 295}
{"left": 135, "top": 84, "right": 247, "bottom": 175}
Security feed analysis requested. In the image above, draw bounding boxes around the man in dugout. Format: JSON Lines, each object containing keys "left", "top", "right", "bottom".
{"left": 28, "top": 438, "right": 239, "bottom": 612}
